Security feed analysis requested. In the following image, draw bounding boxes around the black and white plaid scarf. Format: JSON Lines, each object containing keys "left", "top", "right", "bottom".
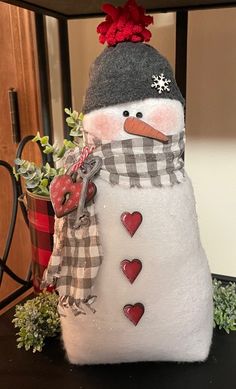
{"left": 42, "top": 131, "right": 185, "bottom": 315}
{"left": 92, "top": 131, "right": 185, "bottom": 188}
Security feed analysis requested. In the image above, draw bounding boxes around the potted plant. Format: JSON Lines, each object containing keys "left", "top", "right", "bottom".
{"left": 14, "top": 109, "right": 84, "bottom": 291}
{"left": 12, "top": 291, "right": 61, "bottom": 352}
{"left": 213, "top": 278, "right": 236, "bottom": 333}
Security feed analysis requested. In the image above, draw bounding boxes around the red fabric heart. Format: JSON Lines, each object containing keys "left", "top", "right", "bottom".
{"left": 123, "top": 303, "right": 145, "bottom": 326}
{"left": 120, "top": 211, "right": 143, "bottom": 237}
{"left": 50, "top": 175, "right": 96, "bottom": 218}
{"left": 121, "top": 259, "right": 142, "bottom": 284}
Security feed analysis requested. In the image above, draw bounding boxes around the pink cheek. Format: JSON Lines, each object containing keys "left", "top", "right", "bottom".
{"left": 88, "top": 113, "right": 121, "bottom": 141}
{"left": 148, "top": 107, "right": 179, "bottom": 135}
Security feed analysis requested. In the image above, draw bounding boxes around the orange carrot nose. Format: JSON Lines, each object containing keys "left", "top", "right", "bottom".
{"left": 124, "top": 117, "right": 169, "bottom": 143}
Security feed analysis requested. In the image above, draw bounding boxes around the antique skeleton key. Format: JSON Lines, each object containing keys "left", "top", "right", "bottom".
{"left": 74, "top": 156, "right": 102, "bottom": 228}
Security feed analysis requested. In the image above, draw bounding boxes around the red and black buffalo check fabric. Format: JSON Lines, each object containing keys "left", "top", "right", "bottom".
{"left": 26, "top": 192, "right": 55, "bottom": 292}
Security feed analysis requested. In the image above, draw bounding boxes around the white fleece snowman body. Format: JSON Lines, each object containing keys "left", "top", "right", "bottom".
{"left": 60, "top": 98, "right": 213, "bottom": 364}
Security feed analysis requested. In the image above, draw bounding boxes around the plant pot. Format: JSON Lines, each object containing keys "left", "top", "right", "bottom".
{"left": 25, "top": 190, "right": 55, "bottom": 292}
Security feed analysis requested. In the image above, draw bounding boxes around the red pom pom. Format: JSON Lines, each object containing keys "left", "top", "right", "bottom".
{"left": 97, "top": 21, "right": 110, "bottom": 34}
{"left": 131, "top": 34, "right": 142, "bottom": 42}
{"left": 142, "top": 28, "right": 152, "bottom": 41}
{"left": 97, "top": 0, "right": 153, "bottom": 47}
{"left": 102, "top": 3, "right": 120, "bottom": 20}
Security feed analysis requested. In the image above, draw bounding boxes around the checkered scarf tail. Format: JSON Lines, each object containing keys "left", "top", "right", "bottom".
{"left": 42, "top": 203, "right": 103, "bottom": 315}
{"left": 42, "top": 132, "right": 185, "bottom": 315}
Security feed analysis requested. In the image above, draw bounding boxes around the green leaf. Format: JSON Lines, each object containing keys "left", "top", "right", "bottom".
{"left": 57, "top": 167, "right": 65, "bottom": 176}
{"left": 63, "top": 140, "right": 76, "bottom": 149}
{"left": 14, "top": 158, "right": 25, "bottom": 166}
{"left": 66, "top": 117, "right": 75, "bottom": 125}
{"left": 71, "top": 111, "right": 79, "bottom": 121}
{"left": 44, "top": 162, "right": 51, "bottom": 171}
{"left": 69, "top": 126, "right": 83, "bottom": 137}
{"left": 64, "top": 108, "right": 72, "bottom": 115}
{"left": 79, "top": 112, "right": 84, "bottom": 121}
{"left": 43, "top": 145, "right": 54, "bottom": 154}
{"left": 12, "top": 166, "right": 19, "bottom": 180}
{"left": 32, "top": 131, "right": 41, "bottom": 143}
{"left": 40, "top": 136, "right": 49, "bottom": 146}
{"left": 39, "top": 186, "right": 50, "bottom": 195}
{"left": 50, "top": 168, "right": 57, "bottom": 176}
{"left": 24, "top": 170, "right": 38, "bottom": 180}
{"left": 40, "top": 178, "right": 48, "bottom": 187}
{"left": 19, "top": 162, "right": 33, "bottom": 174}
{"left": 56, "top": 145, "right": 66, "bottom": 159}
{"left": 26, "top": 179, "right": 40, "bottom": 189}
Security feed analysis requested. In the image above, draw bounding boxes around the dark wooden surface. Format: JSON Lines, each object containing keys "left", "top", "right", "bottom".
{"left": 1, "top": 0, "right": 236, "bottom": 19}
{"left": 0, "top": 304, "right": 236, "bottom": 389}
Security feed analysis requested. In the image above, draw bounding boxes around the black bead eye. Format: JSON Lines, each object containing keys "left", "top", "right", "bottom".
{"left": 136, "top": 112, "right": 143, "bottom": 118}
{"left": 123, "top": 110, "right": 129, "bottom": 117}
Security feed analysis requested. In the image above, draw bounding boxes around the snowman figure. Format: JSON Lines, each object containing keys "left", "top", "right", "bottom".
{"left": 44, "top": 0, "right": 213, "bottom": 364}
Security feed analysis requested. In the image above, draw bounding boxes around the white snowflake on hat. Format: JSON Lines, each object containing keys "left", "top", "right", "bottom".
{"left": 151, "top": 73, "right": 171, "bottom": 94}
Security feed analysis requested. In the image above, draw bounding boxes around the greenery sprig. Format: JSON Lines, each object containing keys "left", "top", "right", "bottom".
{"left": 213, "top": 278, "right": 236, "bottom": 333}
{"left": 13, "top": 108, "right": 84, "bottom": 196}
{"left": 13, "top": 159, "right": 60, "bottom": 196}
{"left": 32, "top": 133, "right": 76, "bottom": 158}
{"left": 65, "top": 108, "right": 84, "bottom": 140}
{"left": 12, "top": 292, "right": 60, "bottom": 353}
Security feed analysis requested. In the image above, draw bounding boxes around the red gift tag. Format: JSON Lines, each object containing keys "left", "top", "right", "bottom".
{"left": 50, "top": 174, "right": 96, "bottom": 218}
{"left": 50, "top": 146, "right": 98, "bottom": 218}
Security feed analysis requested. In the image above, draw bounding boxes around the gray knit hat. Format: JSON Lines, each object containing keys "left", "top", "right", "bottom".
{"left": 83, "top": 41, "right": 184, "bottom": 114}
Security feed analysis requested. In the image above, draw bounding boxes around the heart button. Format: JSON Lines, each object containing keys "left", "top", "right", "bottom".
{"left": 123, "top": 303, "right": 145, "bottom": 326}
{"left": 50, "top": 174, "right": 96, "bottom": 218}
{"left": 120, "top": 211, "right": 143, "bottom": 237}
{"left": 121, "top": 259, "right": 142, "bottom": 284}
